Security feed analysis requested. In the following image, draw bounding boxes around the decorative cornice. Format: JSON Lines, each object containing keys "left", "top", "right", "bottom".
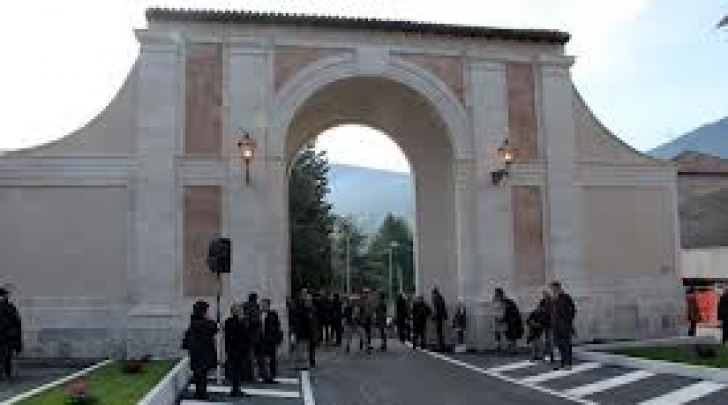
{"left": 146, "top": 8, "right": 570, "bottom": 45}
{"left": 0, "top": 157, "right": 134, "bottom": 186}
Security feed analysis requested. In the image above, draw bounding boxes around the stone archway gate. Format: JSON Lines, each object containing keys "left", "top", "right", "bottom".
{"left": 0, "top": 9, "right": 684, "bottom": 358}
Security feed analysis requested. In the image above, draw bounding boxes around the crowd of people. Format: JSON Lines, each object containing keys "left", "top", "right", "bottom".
{"left": 491, "top": 282, "right": 577, "bottom": 370}
{"left": 183, "top": 293, "right": 283, "bottom": 399}
{"left": 0, "top": 280, "right": 577, "bottom": 397}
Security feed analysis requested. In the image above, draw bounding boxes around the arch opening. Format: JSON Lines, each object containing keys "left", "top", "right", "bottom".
{"left": 283, "top": 76, "right": 459, "bottom": 303}
{"left": 289, "top": 124, "right": 416, "bottom": 297}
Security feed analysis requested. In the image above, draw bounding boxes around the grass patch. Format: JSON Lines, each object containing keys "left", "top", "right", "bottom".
{"left": 614, "top": 345, "right": 728, "bottom": 368}
{"left": 17, "top": 360, "right": 178, "bottom": 405}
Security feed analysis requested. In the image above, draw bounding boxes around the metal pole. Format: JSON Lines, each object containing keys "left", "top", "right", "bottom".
{"left": 388, "top": 247, "right": 393, "bottom": 303}
{"left": 215, "top": 272, "right": 223, "bottom": 385}
{"left": 345, "top": 232, "right": 351, "bottom": 295}
{"left": 398, "top": 264, "right": 403, "bottom": 294}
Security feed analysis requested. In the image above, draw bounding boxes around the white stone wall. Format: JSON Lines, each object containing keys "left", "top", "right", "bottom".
{"left": 682, "top": 247, "right": 728, "bottom": 280}
{"left": 0, "top": 18, "right": 685, "bottom": 358}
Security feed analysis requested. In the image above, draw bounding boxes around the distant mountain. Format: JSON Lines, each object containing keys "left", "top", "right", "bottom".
{"left": 327, "top": 164, "right": 413, "bottom": 234}
{"left": 651, "top": 116, "right": 728, "bottom": 159}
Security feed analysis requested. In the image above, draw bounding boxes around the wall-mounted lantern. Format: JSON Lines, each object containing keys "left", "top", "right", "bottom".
{"left": 237, "top": 131, "right": 256, "bottom": 186}
{"left": 491, "top": 139, "right": 515, "bottom": 186}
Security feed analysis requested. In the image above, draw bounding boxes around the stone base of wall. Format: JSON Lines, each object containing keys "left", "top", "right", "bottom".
{"left": 464, "top": 276, "right": 685, "bottom": 350}
{"left": 18, "top": 277, "right": 684, "bottom": 358}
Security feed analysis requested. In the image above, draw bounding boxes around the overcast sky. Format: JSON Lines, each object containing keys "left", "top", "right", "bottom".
{"left": 0, "top": 0, "right": 726, "bottom": 173}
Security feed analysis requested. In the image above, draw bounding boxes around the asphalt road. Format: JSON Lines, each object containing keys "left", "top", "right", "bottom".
{"left": 183, "top": 339, "right": 728, "bottom": 405}
{"left": 310, "top": 342, "right": 575, "bottom": 405}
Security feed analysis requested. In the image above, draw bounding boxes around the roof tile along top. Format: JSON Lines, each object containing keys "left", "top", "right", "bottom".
{"left": 674, "top": 151, "right": 728, "bottom": 174}
{"left": 145, "top": 8, "right": 570, "bottom": 45}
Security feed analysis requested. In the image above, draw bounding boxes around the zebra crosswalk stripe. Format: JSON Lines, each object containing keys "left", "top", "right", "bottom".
{"left": 565, "top": 370, "right": 655, "bottom": 398}
{"left": 186, "top": 384, "right": 302, "bottom": 398}
{"left": 637, "top": 381, "right": 726, "bottom": 405}
{"left": 488, "top": 360, "right": 535, "bottom": 373}
{"left": 522, "top": 362, "right": 602, "bottom": 384}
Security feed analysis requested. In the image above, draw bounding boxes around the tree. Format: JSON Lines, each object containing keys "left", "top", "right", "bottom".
{"left": 365, "top": 213, "right": 415, "bottom": 297}
{"left": 330, "top": 215, "right": 369, "bottom": 293}
{"left": 289, "top": 143, "right": 335, "bottom": 292}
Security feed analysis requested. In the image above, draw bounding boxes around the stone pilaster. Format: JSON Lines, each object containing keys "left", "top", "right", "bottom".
{"left": 128, "top": 31, "right": 184, "bottom": 357}
{"left": 226, "top": 41, "right": 283, "bottom": 307}
{"left": 539, "top": 59, "right": 586, "bottom": 288}
{"left": 467, "top": 60, "right": 515, "bottom": 350}
{"left": 454, "top": 158, "right": 477, "bottom": 301}
{"left": 469, "top": 61, "right": 514, "bottom": 295}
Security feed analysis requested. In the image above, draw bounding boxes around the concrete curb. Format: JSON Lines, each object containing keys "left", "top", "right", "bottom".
{"left": 137, "top": 358, "right": 191, "bottom": 405}
{"left": 1, "top": 359, "right": 113, "bottom": 405}
{"left": 575, "top": 337, "right": 728, "bottom": 384}
{"left": 578, "top": 336, "right": 716, "bottom": 351}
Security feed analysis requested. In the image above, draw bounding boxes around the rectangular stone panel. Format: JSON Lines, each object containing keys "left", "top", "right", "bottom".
{"left": 507, "top": 63, "right": 538, "bottom": 160}
{"left": 398, "top": 53, "right": 465, "bottom": 103}
{"left": 275, "top": 45, "right": 344, "bottom": 91}
{"left": 583, "top": 186, "right": 676, "bottom": 277}
{"left": 512, "top": 186, "right": 546, "bottom": 286}
{"left": 185, "top": 43, "right": 222, "bottom": 155}
{"left": 183, "top": 186, "right": 221, "bottom": 296}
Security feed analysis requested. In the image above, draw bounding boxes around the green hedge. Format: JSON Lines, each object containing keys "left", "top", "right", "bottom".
{"left": 17, "top": 360, "right": 177, "bottom": 405}
{"left": 614, "top": 345, "right": 728, "bottom": 368}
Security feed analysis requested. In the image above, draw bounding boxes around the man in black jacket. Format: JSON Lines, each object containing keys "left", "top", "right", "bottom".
{"left": 432, "top": 288, "right": 448, "bottom": 351}
{"left": 331, "top": 293, "right": 344, "bottom": 346}
{"left": 295, "top": 293, "right": 318, "bottom": 369}
{"left": 550, "top": 281, "right": 576, "bottom": 370}
{"left": 411, "top": 295, "right": 431, "bottom": 350}
{"left": 243, "top": 293, "right": 262, "bottom": 382}
{"left": 718, "top": 288, "right": 728, "bottom": 344}
{"left": 184, "top": 301, "right": 218, "bottom": 400}
{"left": 260, "top": 299, "right": 283, "bottom": 383}
{"left": 395, "top": 293, "right": 410, "bottom": 343}
{"left": 224, "top": 303, "right": 251, "bottom": 397}
{"left": 0, "top": 287, "right": 21, "bottom": 381}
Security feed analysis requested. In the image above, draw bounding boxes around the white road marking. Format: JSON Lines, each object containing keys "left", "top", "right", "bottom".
{"left": 276, "top": 377, "right": 300, "bottom": 384}
{"left": 422, "top": 350, "right": 597, "bottom": 405}
{"left": 488, "top": 360, "right": 536, "bottom": 373}
{"left": 188, "top": 384, "right": 301, "bottom": 398}
{"left": 637, "top": 381, "right": 726, "bottom": 405}
{"left": 565, "top": 370, "right": 655, "bottom": 398}
{"left": 522, "top": 362, "right": 602, "bottom": 384}
{"left": 181, "top": 401, "right": 232, "bottom": 405}
{"left": 205, "top": 376, "right": 298, "bottom": 384}
{"left": 301, "top": 369, "right": 316, "bottom": 405}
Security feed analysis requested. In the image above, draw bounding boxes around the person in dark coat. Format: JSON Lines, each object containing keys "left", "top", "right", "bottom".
{"left": 294, "top": 293, "right": 318, "bottom": 369}
{"left": 183, "top": 300, "right": 218, "bottom": 400}
{"left": 243, "top": 293, "right": 262, "bottom": 382}
{"left": 360, "top": 289, "right": 375, "bottom": 351}
{"left": 432, "top": 288, "right": 448, "bottom": 351}
{"left": 395, "top": 293, "right": 410, "bottom": 343}
{"left": 452, "top": 301, "right": 467, "bottom": 349}
{"left": 411, "top": 295, "right": 431, "bottom": 350}
{"left": 312, "top": 292, "right": 326, "bottom": 344}
{"left": 550, "top": 281, "right": 576, "bottom": 370}
{"left": 0, "top": 288, "right": 21, "bottom": 380}
{"left": 717, "top": 288, "right": 728, "bottom": 344}
{"left": 224, "top": 303, "right": 251, "bottom": 397}
{"left": 342, "top": 296, "right": 366, "bottom": 353}
{"left": 286, "top": 297, "right": 298, "bottom": 354}
{"left": 331, "top": 293, "right": 344, "bottom": 346}
{"left": 527, "top": 290, "right": 553, "bottom": 361}
{"left": 494, "top": 288, "right": 524, "bottom": 352}
{"left": 375, "top": 292, "right": 388, "bottom": 351}
{"left": 260, "top": 298, "right": 283, "bottom": 383}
